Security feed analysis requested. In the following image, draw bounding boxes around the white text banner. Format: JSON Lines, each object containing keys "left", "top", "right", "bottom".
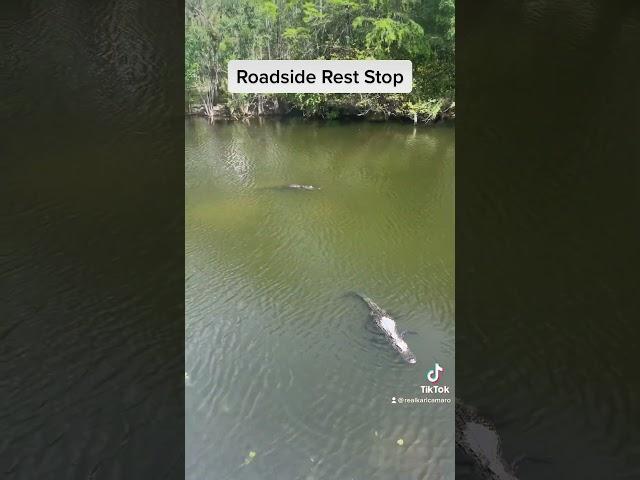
{"left": 228, "top": 60, "right": 412, "bottom": 94}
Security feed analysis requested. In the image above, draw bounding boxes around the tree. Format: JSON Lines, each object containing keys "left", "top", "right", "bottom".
{"left": 185, "top": 0, "right": 455, "bottom": 122}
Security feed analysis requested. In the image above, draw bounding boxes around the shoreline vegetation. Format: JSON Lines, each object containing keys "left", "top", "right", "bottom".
{"left": 186, "top": 0, "right": 455, "bottom": 124}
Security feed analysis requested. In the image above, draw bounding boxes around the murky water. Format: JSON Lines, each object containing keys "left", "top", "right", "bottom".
{"left": 3, "top": 1, "right": 184, "bottom": 477}
{"left": 457, "top": 2, "right": 640, "bottom": 479}
{"left": 185, "top": 118, "right": 455, "bottom": 479}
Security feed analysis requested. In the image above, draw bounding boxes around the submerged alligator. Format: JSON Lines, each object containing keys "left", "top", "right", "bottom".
{"left": 456, "top": 397, "right": 519, "bottom": 480}
{"left": 261, "top": 183, "right": 320, "bottom": 192}
{"left": 352, "top": 293, "right": 417, "bottom": 364}
{"left": 276, "top": 183, "right": 321, "bottom": 191}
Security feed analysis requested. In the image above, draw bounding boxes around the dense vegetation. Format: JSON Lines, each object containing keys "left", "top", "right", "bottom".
{"left": 185, "top": 0, "right": 454, "bottom": 123}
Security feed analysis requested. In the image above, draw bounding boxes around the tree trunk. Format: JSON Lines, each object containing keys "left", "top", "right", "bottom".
{"left": 257, "top": 95, "right": 264, "bottom": 116}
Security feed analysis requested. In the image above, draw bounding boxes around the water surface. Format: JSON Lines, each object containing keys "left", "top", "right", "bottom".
{"left": 185, "top": 118, "right": 455, "bottom": 479}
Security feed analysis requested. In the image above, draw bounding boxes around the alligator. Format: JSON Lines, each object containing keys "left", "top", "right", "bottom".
{"left": 281, "top": 184, "right": 320, "bottom": 191}
{"left": 456, "top": 397, "right": 519, "bottom": 480}
{"left": 352, "top": 293, "right": 417, "bottom": 364}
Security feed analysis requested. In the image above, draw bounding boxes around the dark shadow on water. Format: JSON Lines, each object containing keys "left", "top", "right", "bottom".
{"left": 457, "top": 0, "right": 640, "bottom": 478}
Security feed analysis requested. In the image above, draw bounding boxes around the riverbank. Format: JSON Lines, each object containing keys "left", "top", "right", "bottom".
{"left": 185, "top": 92, "right": 455, "bottom": 125}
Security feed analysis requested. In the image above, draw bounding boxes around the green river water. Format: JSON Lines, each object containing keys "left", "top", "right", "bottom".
{"left": 185, "top": 117, "right": 455, "bottom": 480}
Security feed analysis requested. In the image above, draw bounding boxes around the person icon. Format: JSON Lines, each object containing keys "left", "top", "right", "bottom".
{"left": 391, "top": 397, "right": 397, "bottom": 404}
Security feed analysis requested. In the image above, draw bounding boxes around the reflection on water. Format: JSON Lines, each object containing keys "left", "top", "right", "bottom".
{"left": 3, "top": 0, "right": 184, "bottom": 477}
{"left": 185, "top": 118, "right": 455, "bottom": 479}
{"left": 457, "top": 1, "right": 640, "bottom": 479}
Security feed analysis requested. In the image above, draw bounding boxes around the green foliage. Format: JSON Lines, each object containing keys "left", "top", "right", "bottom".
{"left": 185, "top": 0, "right": 455, "bottom": 122}
{"left": 260, "top": 1, "right": 278, "bottom": 22}
{"left": 302, "top": 2, "right": 325, "bottom": 24}
{"left": 363, "top": 17, "right": 424, "bottom": 56}
{"left": 283, "top": 27, "right": 311, "bottom": 42}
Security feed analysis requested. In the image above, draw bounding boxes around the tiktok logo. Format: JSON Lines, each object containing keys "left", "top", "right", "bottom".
{"left": 418, "top": 362, "right": 450, "bottom": 396}
{"left": 426, "top": 363, "right": 444, "bottom": 383}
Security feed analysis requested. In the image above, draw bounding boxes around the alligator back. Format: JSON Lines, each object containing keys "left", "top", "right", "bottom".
{"left": 351, "top": 292, "right": 416, "bottom": 364}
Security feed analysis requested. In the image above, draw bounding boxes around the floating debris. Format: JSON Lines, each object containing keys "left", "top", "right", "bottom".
{"left": 396, "top": 438, "right": 404, "bottom": 446}
{"left": 242, "top": 450, "right": 257, "bottom": 466}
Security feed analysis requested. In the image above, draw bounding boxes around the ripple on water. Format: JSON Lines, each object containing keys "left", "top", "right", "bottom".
{"left": 186, "top": 119, "right": 455, "bottom": 479}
